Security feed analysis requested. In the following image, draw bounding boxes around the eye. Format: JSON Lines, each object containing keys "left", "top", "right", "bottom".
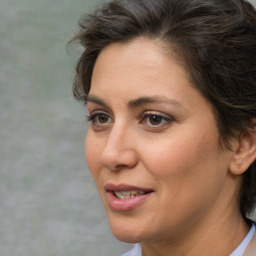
{"left": 87, "top": 112, "right": 112, "bottom": 126}
{"left": 148, "top": 115, "right": 163, "bottom": 125}
{"left": 140, "top": 112, "right": 173, "bottom": 128}
{"left": 97, "top": 114, "right": 109, "bottom": 124}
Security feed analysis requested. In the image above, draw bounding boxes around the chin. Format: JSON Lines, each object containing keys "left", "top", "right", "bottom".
{"left": 111, "top": 229, "right": 144, "bottom": 243}
{"left": 113, "top": 231, "right": 140, "bottom": 243}
{"left": 108, "top": 216, "right": 147, "bottom": 243}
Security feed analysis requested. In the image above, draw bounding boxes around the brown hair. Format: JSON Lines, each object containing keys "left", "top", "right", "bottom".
{"left": 71, "top": 0, "right": 256, "bottom": 218}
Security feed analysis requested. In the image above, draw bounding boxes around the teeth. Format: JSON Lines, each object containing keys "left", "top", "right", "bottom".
{"left": 114, "top": 190, "right": 146, "bottom": 199}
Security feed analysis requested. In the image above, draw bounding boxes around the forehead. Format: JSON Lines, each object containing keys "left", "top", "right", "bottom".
{"left": 91, "top": 37, "right": 192, "bottom": 95}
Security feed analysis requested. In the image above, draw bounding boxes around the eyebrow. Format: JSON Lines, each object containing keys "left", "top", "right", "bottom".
{"left": 128, "top": 96, "right": 183, "bottom": 108}
{"left": 85, "top": 95, "right": 108, "bottom": 107}
{"left": 85, "top": 95, "right": 183, "bottom": 109}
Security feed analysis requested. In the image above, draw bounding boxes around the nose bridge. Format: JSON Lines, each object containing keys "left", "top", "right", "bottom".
{"left": 100, "top": 120, "right": 137, "bottom": 170}
{"left": 108, "top": 122, "right": 126, "bottom": 147}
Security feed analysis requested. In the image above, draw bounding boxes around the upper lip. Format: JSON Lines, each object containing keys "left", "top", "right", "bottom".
{"left": 104, "top": 183, "right": 154, "bottom": 193}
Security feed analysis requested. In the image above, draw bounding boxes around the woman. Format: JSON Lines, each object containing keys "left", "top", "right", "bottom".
{"left": 72, "top": 0, "right": 256, "bottom": 255}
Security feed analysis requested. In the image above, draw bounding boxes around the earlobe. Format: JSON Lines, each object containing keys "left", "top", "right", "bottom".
{"left": 229, "top": 125, "right": 256, "bottom": 176}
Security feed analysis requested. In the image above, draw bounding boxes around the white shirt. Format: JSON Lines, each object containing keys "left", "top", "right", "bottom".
{"left": 121, "top": 224, "right": 256, "bottom": 256}
{"left": 121, "top": 243, "right": 141, "bottom": 256}
{"left": 230, "top": 223, "right": 255, "bottom": 256}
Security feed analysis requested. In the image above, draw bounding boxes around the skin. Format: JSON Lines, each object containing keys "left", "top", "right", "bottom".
{"left": 85, "top": 37, "right": 249, "bottom": 256}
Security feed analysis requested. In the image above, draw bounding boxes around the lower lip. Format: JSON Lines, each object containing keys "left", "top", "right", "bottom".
{"left": 106, "top": 191, "right": 153, "bottom": 212}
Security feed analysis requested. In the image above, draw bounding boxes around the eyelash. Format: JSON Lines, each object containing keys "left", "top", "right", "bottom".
{"left": 87, "top": 111, "right": 173, "bottom": 129}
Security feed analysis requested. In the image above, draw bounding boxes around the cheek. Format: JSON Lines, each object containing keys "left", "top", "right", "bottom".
{"left": 144, "top": 134, "right": 209, "bottom": 174}
{"left": 139, "top": 129, "right": 227, "bottom": 228}
{"left": 141, "top": 126, "right": 222, "bottom": 193}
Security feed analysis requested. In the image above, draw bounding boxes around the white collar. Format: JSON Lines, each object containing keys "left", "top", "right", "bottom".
{"left": 229, "top": 223, "right": 255, "bottom": 256}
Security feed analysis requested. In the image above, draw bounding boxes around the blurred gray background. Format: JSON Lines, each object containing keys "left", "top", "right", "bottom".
{"left": 0, "top": 0, "right": 255, "bottom": 256}
{"left": 0, "top": 0, "right": 132, "bottom": 255}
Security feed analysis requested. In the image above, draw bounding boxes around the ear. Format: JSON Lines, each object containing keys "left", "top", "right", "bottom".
{"left": 229, "top": 122, "right": 256, "bottom": 175}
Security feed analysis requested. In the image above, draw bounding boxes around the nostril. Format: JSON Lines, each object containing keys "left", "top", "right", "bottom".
{"left": 114, "top": 164, "right": 128, "bottom": 170}
{"left": 100, "top": 146, "right": 138, "bottom": 171}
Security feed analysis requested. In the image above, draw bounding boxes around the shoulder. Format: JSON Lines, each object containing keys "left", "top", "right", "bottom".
{"left": 121, "top": 244, "right": 141, "bottom": 256}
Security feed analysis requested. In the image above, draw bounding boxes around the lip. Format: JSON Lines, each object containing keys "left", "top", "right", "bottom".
{"left": 104, "top": 183, "right": 154, "bottom": 212}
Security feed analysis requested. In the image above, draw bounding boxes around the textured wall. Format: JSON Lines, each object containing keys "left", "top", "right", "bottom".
{"left": 0, "top": 0, "right": 255, "bottom": 256}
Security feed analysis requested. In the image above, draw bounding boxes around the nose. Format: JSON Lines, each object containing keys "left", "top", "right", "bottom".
{"left": 100, "top": 124, "right": 138, "bottom": 171}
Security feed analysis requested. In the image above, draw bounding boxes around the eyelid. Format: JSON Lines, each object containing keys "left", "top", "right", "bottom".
{"left": 88, "top": 109, "right": 171, "bottom": 117}
{"left": 86, "top": 101, "right": 113, "bottom": 117}
{"left": 88, "top": 110, "right": 110, "bottom": 118}
{"left": 141, "top": 111, "right": 172, "bottom": 119}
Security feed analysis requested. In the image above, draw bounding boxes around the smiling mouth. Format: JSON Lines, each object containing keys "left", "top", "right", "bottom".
{"left": 104, "top": 183, "right": 154, "bottom": 211}
{"left": 105, "top": 183, "right": 154, "bottom": 199}
{"left": 114, "top": 190, "right": 148, "bottom": 199}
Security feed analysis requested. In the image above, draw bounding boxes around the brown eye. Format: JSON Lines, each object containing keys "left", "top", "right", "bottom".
{"left": 87, "top": 112, "right": 111, "bottom": 126}
{"left": 98, "top": 114, "right": 109, "bottom": 123}
{"left": 149, "top": 115, "right": 162, "bottom": 125}
{"left": 140, "top": 112, "right": 173, "bottom": 129}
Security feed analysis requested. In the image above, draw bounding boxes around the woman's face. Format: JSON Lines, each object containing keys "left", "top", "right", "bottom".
{"left": 85, "top": 38, "right": 237, "bottom": 244}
